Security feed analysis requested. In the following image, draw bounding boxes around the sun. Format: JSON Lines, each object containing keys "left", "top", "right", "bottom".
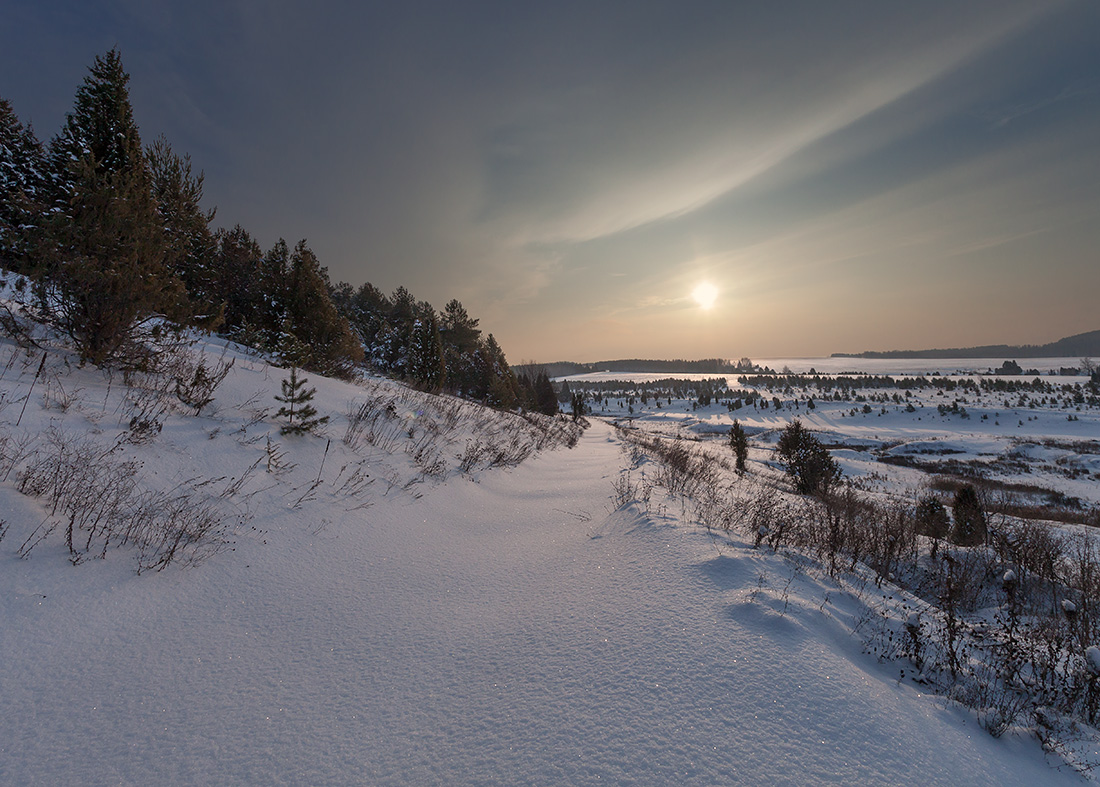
{"left": 691, "top": 281, "right": 719, "bottom": 310}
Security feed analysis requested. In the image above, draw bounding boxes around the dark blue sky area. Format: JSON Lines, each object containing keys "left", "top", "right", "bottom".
{"left": 2, "top": 1, "right": 1097, "bottom": 359}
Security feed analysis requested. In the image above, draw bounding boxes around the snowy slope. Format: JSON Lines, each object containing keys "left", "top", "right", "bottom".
{"left": 0, "top": 337, "right": 1082, "bottom": 784}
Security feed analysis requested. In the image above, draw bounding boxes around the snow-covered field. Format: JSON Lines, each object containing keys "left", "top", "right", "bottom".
{"left": 561, "top": 364, "right": 1100, "bottom": 512}
{"left": 1, "top": 333, "right": 1096, "bottom": 784}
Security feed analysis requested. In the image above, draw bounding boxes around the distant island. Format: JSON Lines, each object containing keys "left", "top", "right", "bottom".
{"left": 832, "top": 329, "right": 1100, "bottom": 359}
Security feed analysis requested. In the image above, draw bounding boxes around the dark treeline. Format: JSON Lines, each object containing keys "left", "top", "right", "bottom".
{"left": 516, "top": 358, "right": 762, "bottom": 379}
{"left": 739, "top": 374, "right": 970, "bottom": 392}
{"left": 740, "top": 373, "right": 1099, "bottom": 398}
{"left": 561, "top": 376, "right": 732, "bottom": 398}
{"left": 562, "top": 371, "right": 1098, "bottom": 410}
{"left": 0, "top": 50, "right": 556, "bottom": 412}
{"left": 327, "top": 283, "right": 557, "bottom": 412}
{"left": 588, "top": 358, "right": 756, "bottom": 374}
{"left": 561, "top": 377, "right": 757, "bottom": 410}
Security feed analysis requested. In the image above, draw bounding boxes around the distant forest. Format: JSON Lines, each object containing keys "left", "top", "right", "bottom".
{"left": 516, "top": 358, "right": 762, "bottom": 379}
{"left": 833, "top": 329, "right": 1100, "bottom": 359}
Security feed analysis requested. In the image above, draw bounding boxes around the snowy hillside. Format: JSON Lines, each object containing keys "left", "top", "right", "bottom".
{"left": 0, "top": 331, "right": 1093, "bottom": 784}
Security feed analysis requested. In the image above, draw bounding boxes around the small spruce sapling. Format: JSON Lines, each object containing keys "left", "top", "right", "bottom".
{"left": 275, "top": 367, "right": 329, "bottom": 435}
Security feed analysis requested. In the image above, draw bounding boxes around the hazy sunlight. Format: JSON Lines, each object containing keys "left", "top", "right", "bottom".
{"left": 692, "top": 281, "right": 719, "bottom": 310}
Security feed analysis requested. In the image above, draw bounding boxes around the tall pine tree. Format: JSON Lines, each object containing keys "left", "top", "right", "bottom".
{"left": 280, "top": 240, "right": 363, "bottom": 378}
{"left": 408, "top": 309, "right": 445, "bottom": 390}
{"left": 147, "top": 135, "right": 218, "bottom": 327}
{"left": 534, "top": 371, "right": 558, "bottom": 415}
{"left": 46, "top": 48, "right": 185, "bottom": 364}
{"left": 482, "top": 333, "right": 518, "bottom": 408}
{"left": 259, "top": 238, "right": 291, "bottom": 349}
{"left": 211, "top": 224, "right": 265, "bottom": 337}
{"left": 440, "top": 298, "right": 481, "bottom": 396}
{"left": 330, "top": 280, "right": 390, "bottom": 360}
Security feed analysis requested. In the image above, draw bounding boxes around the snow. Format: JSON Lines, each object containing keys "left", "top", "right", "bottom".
{"left": 1088, "top": 648, "right": 1100, "bottom": 677}
{"left": 0, "top": 333, "right": 1088, "bottom": 784}
{"left": 562, "top": 362, "right": 1100, "bottom": 509}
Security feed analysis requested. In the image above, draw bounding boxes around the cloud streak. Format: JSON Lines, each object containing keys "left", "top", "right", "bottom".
{"left": 474, "top": 1, "right": 1056, "bottom": 248}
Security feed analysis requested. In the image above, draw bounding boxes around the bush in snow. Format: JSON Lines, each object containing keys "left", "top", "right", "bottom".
{"left": 950, "top": 485, "right": 987, "bottom": 547}
{"left": 172, "top": 347, "right": 234, "bottom": 415}
{"left": 12, "top": 426, "right": 235, "bottom": 570}
{"left": 776, "top": 419, "right": 841, "bottom": 497}
{"left": 914, "top": 496, "right": 950, "bottom": 540}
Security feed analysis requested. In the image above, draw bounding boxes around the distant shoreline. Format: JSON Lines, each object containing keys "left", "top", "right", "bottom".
{"left": 832, "top": 329, "right": 1100, "bottom": 359}
{"left": 551, "top": 356, "right": 1093, "bottom": 380}
{"left": 525, "top": 331, "right": 1100, "bottom": 375}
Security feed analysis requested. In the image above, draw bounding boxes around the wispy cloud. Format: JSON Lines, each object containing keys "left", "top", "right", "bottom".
{"left": 476, "top": 3, "right": 1056, "bottom": 249}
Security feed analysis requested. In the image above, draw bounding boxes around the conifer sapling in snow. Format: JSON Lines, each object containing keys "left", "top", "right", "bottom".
{"left": 570, "top": 390, "right": 587, "bottom": 422}
{"left": 729, "top": 419, "right": 748, "bottom": 473}
{"left": 275, "top": 367, "right": 329, "bottom": 435}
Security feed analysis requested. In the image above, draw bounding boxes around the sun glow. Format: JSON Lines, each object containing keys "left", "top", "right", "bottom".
{"left": 691, "top": 281, "right": 719, "bottom": 310}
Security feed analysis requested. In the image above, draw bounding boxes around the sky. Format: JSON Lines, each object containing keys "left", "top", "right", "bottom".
{"left": 2, "top": 1, "right": 1098, "bottom": 362}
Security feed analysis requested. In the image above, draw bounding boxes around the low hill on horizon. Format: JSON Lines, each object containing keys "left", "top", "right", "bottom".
{"left": 833, "top": 329, "right": 1100, "bottom": 360}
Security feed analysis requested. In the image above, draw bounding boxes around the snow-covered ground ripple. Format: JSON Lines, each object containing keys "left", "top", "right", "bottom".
{"left": 0, "top": 418, "right": 1074, "bottom": 785}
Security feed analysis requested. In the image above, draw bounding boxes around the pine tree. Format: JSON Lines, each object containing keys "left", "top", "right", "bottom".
{"left": 211, "top": 224, "right": 265, "bottom": 337}
{"left": 534, "top": 371, "right": 558, "bottom": 415}
{"left": 729, "top": 419, "right": 748, "bottom": 473}
{"left": 408, "top": 310, "right": 445, "bottom": 390}
{"left": 464, "top": 345, "right": 492, "bottom": 401}
{"left": 516, "top": 372, "right": 536, "bottom": 410}
{"left": 45, "top": 48, "right": 185, "bottom": 365}
{"left": 951, "top": 485, "right": 987, "bottom": 546}
{"left": 274, "top": 367, "right": 329, "bottom": 436}
{"left": 481, "top": 333, "right": 518, "bottom": 407}
{"left": 0, "top": 97, "right": 48, "bottom": 273}
{"left": 776, "top": 419, "right": 840, "bottom": 496}
{"left": 330, "top": 280, "right": 390, "bottom": 358}
{"left": 487, "top": 371, "right": 516, "bottom": 409}
{"left": 441, "top": 299, "right": 480, "bottom": 352}
{"left": 377, "top": 286, "right": 416, "bottom": 375}
{"left": 915, "top": 496, "right": 950, "bottom": 540}
{"left": 570, "top": 390, "right": 586, "bottom": 422}
{"left": 147, "top": 135, "right": 218, "bottom": 327}
{"left": 259, "top": 238, "right": 290, "bottom": 349}
{"left": 440, "top": 298, "right": 481, "bottom": 395}
{"left": 280, "top": 240, "right": 363, "bottom": 378}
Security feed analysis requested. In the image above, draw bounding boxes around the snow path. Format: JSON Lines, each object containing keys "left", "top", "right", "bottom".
{"left": 0, "top": 421, "right": 1074, "bottom": 785}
